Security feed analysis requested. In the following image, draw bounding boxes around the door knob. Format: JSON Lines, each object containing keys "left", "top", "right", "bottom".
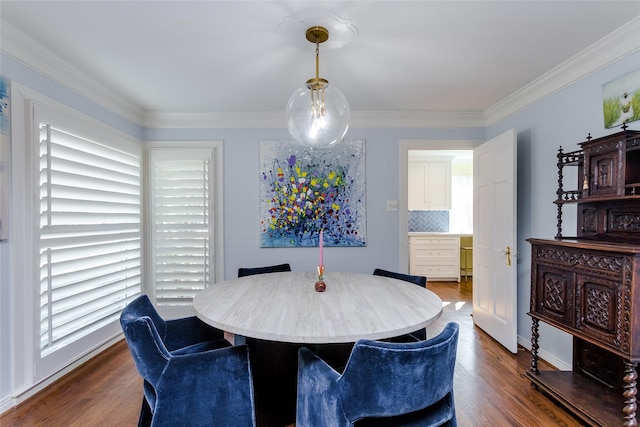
{"left": 505, "top": 246, "right": 511, "bottom": 267}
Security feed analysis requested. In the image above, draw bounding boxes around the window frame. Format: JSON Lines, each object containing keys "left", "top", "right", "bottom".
{"left": 11, "top": 84, "right": 144, "bottom": 386}
{"left": 144, "top": 141, "right": 224, "bottom": 319}
{"left": 145, "top": 141, "right": 224, "bottom": 318}
{"left": 9, "top": 85, "right": 224, "bottom": 395}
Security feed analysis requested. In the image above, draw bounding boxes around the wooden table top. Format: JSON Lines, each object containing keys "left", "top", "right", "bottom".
{"left": 193, "top": 271, "right": 443, "bottom": 344}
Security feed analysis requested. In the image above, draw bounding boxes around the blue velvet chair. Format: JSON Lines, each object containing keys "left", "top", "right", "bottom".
{"left": 120, "top": 295, "right": 256, "bottom": 427}
{"left": 237, "top": 262, "right": 291, "bottom": 277}
{"left": 373, "top": 268, "right": 428, "bottom": 340}
{"left": 297, "top": 322, "right": 459, "bottom": 427}
{"left": 373, "top": 268, "right": 427, "bottom": 287}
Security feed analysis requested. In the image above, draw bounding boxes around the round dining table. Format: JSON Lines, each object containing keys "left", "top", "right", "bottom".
{"left": 193, "top": 270, "right": 443, "bottom": 344}
{"left": 193, "top": 270, "right": 443, "bottom": 427}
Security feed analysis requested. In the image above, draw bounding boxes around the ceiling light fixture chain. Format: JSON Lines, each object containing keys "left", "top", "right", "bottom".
{"left": 315, "top": 37, "right": 320, "bottom": 79}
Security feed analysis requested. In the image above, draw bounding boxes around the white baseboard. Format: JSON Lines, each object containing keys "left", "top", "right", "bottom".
{"left": 0, "top": 395, "right": 15, "bottom": 415}
{"left": 517, "top": 335, "right": 572, "bottom": 371}
{"left": 1, "top": 335, "right": 123, "bottom": 416}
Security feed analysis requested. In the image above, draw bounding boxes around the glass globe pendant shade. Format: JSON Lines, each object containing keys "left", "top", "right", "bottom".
{"left": 285, "top": 26, "right": 350, "bottom": 150}
{"left": 286, "top": 80, "right": 350, "bottom": 149}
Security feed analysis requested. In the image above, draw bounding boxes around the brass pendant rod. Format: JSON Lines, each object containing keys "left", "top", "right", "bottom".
{"left": 315, "top": 40, "right": 320, "bottom": 81}
{"left": 305, "top": 26, "right": 329, "bottom": 84}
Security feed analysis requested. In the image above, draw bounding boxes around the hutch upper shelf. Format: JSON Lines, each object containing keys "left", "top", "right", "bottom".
{"left": 554, "top": 129, "right": 640, "bottom": 240}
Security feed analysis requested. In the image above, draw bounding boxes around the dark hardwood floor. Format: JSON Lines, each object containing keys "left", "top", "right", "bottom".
{"left": 1, "top": 280, "right": 584, "bottom": 427}
{"left": 425, "top": 281, "right": 582, "bottom": 427}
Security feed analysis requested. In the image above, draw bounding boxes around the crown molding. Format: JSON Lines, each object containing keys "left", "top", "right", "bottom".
{"left": 142, "top": 110, "right": 486, "bottom": 129}
{"left": 3, "top": 14, "right": 638, "bottom": 131}
{"left": 484, "top": 16, "right": 640, "bottom": 126}
{"left": 1, "top": 19, "right": 145, "bottom": 125}
{"left": 142, "top": 111, "right": 285, "bottom": 129}
{"left": 351, "top": 111, "right": 485, "bottom": 129}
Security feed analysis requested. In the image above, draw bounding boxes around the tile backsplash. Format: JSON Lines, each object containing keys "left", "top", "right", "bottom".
{"left": 408, "top": 210, "right": 450, "bottom": 232}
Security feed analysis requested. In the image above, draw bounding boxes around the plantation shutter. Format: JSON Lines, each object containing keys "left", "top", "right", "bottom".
{"left": 36, "top": 104, "right": 142, "bottom": 361}
{"left": 150, "top": 149, "right": 215, "bottom": 306}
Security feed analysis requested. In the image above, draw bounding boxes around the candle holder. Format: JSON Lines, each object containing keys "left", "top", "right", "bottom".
{"left": 315, "top": 265, "right": 326, "bottom": 292}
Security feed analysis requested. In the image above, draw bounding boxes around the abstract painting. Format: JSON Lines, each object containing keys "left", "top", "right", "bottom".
{"left": 260, "top": 140, "right": 366, "bottom": 247}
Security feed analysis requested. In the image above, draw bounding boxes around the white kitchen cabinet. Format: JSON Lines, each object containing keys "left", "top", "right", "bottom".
{"left": 408, "top": 160, "right": 451, "bottom": 210}
{"left": 409, "top": 235, "right": 460, "bottom": 281}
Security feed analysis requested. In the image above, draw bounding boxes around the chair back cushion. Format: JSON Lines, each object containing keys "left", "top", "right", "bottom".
{"left": 120, "top": 311, "right": 171, "bottom": 387}
{"left": 152, "top": 345, "right": 255, "bottom": 426}
{"left": 339, "top": 322, "right": 459, "bottom": 421}
{"left": 373, "top": 268, "right": 426, "bottom": 287}
{"left": 238, "top": 263, "right": 292, "bottom": 277}
{"left": 120, "top": 294, "right": 168, "bottom": 337}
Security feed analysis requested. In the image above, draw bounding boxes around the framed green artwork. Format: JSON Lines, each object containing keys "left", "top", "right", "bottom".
{"left": 602, "top": 69, "right": 640, "bottom": 129}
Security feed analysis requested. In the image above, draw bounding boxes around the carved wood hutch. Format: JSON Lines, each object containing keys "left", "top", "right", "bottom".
{"left": 526, "top": 128, "right": 640, "bottom": 426}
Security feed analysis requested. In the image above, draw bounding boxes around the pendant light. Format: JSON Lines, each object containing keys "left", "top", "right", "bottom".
{"left": 285, "top": 26, "right": 350, "bottom": 149}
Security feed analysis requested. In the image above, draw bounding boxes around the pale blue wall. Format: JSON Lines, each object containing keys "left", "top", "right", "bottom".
{"left": 145, "top": 126, "right": 483, "bottom": 278}
{"left": 487, "top": 51, "right": 640, "bottom": 368}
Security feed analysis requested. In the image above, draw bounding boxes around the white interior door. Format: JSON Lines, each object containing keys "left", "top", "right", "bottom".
{"left": 472, "top": 129, "right": 517, "bottom": 353}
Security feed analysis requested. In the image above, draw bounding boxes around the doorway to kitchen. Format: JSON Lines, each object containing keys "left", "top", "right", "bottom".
{"left": 399, "top": 140, "right": 482, "bottom": 277}
{"left": 400, "top": 131, "right": 519, "bottom": 354}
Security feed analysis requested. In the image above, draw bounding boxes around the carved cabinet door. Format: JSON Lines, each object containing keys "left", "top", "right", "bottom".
{"left": 583, "top": 139, "right": 624, "bottom": 198}
{"left": 576, "top": 273, "right": 626, "bottom": 354}
{"left": 531, "top": 262, "right": 575, "bottom": 327}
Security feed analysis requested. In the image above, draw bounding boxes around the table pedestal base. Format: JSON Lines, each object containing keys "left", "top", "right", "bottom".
{"left": 247, "top": 339, "right": 353, "bottom": 427}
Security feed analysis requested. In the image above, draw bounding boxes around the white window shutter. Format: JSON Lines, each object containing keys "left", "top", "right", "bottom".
{"left": 149, "top": 149, "right": 215, "bottom": 306}
{"left": 35, "top": 105, "right": 142, "bottom": 363}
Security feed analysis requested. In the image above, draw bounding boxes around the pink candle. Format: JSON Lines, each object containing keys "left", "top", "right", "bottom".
{"left": 319, "top": 229, "right": 324, "bottom": 267}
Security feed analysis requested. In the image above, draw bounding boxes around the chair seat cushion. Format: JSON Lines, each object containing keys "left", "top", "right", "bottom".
{"left": 355, "top": 395, "right": 454, "bottom": 427}
{"left": 171, "top": 338, "right": 230, "bottom": 355}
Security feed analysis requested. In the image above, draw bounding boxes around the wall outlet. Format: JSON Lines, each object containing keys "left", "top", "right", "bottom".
{"left": 386, "top": 200, "right": 398, "bottom": 211}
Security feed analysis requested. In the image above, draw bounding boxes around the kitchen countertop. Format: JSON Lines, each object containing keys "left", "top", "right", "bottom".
{"left": 409, "top": 232, "right": 473, "bottom": 237}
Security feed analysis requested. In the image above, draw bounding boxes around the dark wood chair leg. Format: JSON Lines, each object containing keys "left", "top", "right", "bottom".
{"left": 138, "top": 397, "right": 152, "bottom": 427}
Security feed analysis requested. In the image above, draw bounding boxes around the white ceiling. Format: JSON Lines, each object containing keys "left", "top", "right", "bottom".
{"left": 2, "top": 1, "right": 639, "bottom": 119}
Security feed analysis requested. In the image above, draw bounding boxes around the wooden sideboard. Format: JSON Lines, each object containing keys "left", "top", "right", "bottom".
{"left": 527, "top": 238, "right": 640, "bottom": 426}
{"left": 527, "top": 128, "right": 640, "bottom": 427}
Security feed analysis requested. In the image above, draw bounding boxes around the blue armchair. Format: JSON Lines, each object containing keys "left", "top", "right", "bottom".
{"left": 120, "top": 295, "right": 256, "bottom": 426}
{"left": 297, "top": 322, "right": 459, "bottom": 427}
{"left": 373, "top": 268, "right": 428, "bottom": 340}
